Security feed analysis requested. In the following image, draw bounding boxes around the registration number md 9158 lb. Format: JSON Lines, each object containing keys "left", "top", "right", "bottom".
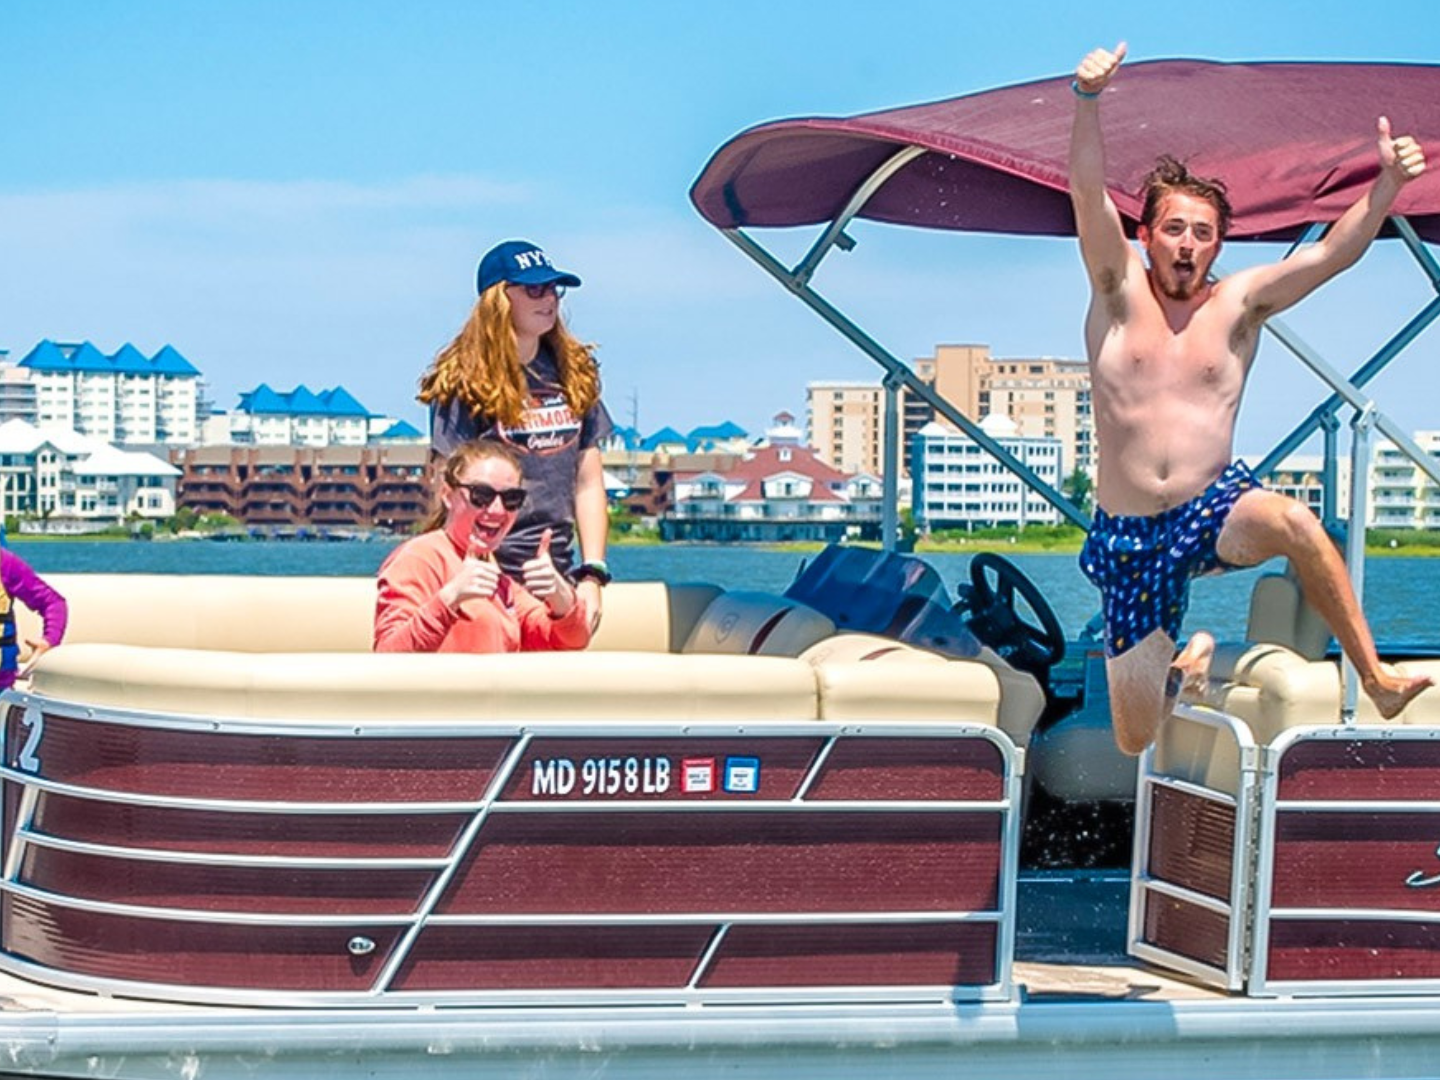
{"left": 528, "top": 754, "right": 762, "bottom": 798}
{"left": 531, "top": 756, "right": 672, "bottom": 797}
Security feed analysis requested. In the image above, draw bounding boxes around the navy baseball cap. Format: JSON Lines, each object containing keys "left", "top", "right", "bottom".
{"left": 476, "top": 240, "right": 582, "bottom": 296}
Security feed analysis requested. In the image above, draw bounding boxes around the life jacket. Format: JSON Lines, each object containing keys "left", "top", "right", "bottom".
{"left": 0, "top": 578, "right": 16, "bottom": 676}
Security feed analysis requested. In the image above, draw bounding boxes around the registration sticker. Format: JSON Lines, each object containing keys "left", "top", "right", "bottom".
{"left": 681, "top": 757, "right": 716, "bottom": 793}
{"left": 723, "top": 756, "right": 760, "bottom": 793}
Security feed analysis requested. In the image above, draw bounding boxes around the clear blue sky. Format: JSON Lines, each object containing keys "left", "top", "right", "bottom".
{"left": 3, "top": 0, "right": 1438, "bottom": 452}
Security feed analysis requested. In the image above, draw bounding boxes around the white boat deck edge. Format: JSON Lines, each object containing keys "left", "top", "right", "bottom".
{"left": 3, "top": 963, "right": 1440, "bottom": 1080}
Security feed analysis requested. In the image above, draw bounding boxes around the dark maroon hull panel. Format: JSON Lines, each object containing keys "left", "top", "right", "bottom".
{"left": 699, "top": 922, "right": 998, "bottom": 987}
{"left": 1273, "top": 812, "right": 1440, "bottom": 910}
{"left": 1268, "top": 920, "right": 1440, "bottom": 981}
{"left": 439, "top": 811, "right": 1002, "bottom": 915}
{"left": 3, "top": 894, "right": 399, "bottom": 990}
{"left": 1147, "top": 786, "right": 1235, "bottom": 902}
{"left": 394, "top": 922, "right": 998, "bottom": 991}
{"left": 1261, "top": 737, "right": 1440, "bottom": 985}
{"left": 1142, "top": 892, "right": 1231, "bottom": 970}
{"left": 18, "top": 847, "right": 434, "bottom": 915}
{"left": 394, "top": 925, "right": 716, "bottom": 990}
{"left": 32, "top": 793, "right": 466, "bottom": 857}
{"left": 0, "top": 710, "right": 1013, "bottom": 1000}
{"left": 26, "top": 714, "right": 512, "bottom": 802}
{"left": 1277, "top": 740, "right": 1440, "bottom": 801}
{"left": 805, "top": 737, "right": 1005, "bottom": 802}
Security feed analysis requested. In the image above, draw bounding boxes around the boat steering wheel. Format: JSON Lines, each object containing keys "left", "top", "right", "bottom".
{"left": 954, "top": 553, "right": 1066, "bottom": 675}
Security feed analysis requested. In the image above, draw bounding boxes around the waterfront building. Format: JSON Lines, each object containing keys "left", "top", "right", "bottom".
{"left": 371, "top": 418, "right": 426, "bottom": 443}
{"left": 201, "top": 384, "right": 426, "bottom": 447}
{"left": 17, "top": 340, "right": 201, "bottom": 447}
{"left": 0, "top": 359, "right": 37, "bottom": 426}
{"left": 685, "top": 421, "right": 751, "bottom": 454}
{"left": 600, "top": 422, "right": 752, "bottom": 522}
{"left": 0, "top": 419, "right": 179, "bottom": 530}
{"left": 639, "top": 426, "right": 692, "bottom": 456}
{"left": 171, "top": 444, "right": 430, "bottom": 532}
{"left": 1256, "top": 437, "right": 1440, "bottom": 531}
{"left": 808, "top": 344, "right": 1094, "bottom": 485}
{"left": 598, "top": 426, "right": 652, "bottom": 517}
{"left": 980, "top": 355, "right": 1093, "bottom": 479}
{"left": 663, "top": 415, "right": 881, "bottom": 542}
{"left": 912, "top": 415, "right": 1063, "bottom": 530}
{"left": 805, "top": 381, "right": 885, "bottom": 476}
{"left": 1368, "top": 432, "right": 1440, "bottom": 529}
{"left": 1257, "top": 454, "right": 1337, "bottom": 522}
{"left": 912, "top": 345, "right": 1093, "bottom": 481}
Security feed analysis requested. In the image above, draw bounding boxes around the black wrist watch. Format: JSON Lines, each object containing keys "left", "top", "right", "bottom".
{"left": 571, "top": 560, "right": 612, "bottom": 587}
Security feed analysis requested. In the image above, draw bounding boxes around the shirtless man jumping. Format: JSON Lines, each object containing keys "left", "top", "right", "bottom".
{"left": 1071, "top": 42, "right": 1432, "bottom": 755}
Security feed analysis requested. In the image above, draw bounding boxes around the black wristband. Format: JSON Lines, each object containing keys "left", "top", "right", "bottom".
{"left": 571, "top": 561, "right": 613, "bottom": 586}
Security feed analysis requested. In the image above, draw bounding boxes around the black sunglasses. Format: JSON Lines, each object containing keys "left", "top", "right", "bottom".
{"left": 457, "top": 482, "right": 527, "bottom": 512}
{"left": 518, "top": 282, "right": 565, "bottom": 299}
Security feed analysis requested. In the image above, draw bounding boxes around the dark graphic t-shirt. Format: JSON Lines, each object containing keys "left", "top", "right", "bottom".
{"left": 430, "top": 343, "right": 613, "bottom": 577}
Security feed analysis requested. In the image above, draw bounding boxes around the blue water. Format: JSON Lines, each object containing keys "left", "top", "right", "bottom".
{"left": 8, "top": 540, "right": 1432, "bottom": 645}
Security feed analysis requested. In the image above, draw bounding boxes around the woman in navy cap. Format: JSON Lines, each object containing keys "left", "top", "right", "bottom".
{"left": 419, "top": 240, "right": 614, "bottom": 629}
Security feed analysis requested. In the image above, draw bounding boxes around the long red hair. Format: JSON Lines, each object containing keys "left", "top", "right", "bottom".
{"left": 417, "top": 284, "right": 601, "bottom": 428}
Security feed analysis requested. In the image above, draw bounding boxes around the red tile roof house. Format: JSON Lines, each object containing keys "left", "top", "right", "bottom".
{"left": 661, "top": 436, "right": 883, "bottom": 543}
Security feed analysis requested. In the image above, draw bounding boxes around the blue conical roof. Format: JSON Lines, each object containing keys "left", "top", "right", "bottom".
{"left": 151, "top": 345, "right": 200, "bottom": 375}
{"left": 17, "top": 340, "right": 69, "bottom": 370}
{"left": 319, "top": 386, "right": 371, "bottom": 417}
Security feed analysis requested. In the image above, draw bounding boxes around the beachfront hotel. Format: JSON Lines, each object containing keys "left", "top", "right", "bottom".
{"left": 911, "top": 414, "right": 1063, "bottom": 531}
{"left": 200, "top": 383, "right": 426, "bottom": 447}
{"left": 806, "top": 343, "right": 1094, "bottom": 485}
{"left": 17, "top": 339, "right": 201, "bottom": 448}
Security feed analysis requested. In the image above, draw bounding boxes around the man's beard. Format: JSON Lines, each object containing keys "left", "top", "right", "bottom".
{"left": 1155, "top": 261, "right": 1201, "bottom": 300}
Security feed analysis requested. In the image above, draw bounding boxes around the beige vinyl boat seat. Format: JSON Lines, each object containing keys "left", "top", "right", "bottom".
{"left": 1159, "top": 562, "right": 1440, "bottom": 792}
{"left": 17, "top": 573, "right": 1043, "bottom": 747}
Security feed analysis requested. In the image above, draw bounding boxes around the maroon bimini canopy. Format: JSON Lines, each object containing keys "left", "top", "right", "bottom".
{"left": 690, "top": 59, "right": 1440, "bottom": 243}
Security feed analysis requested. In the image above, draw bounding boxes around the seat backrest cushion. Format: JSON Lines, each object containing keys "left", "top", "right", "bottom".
{"left": 23, "top": 575, "right": 732, "bottom": 657}
{"left": 799, "top": 632, "right": 946, "bottom": 666}
{"left": 18, "top": 574, "right": 374, "bottom": 653}
{"left": 1246, "top": 565, "right": 1331, "bottom": 660}
{"left": 30, "top": 646, "right": 820, "bottom": 722}
{"left": 813, "top": 661, "right": 1001, "bottom": 728}
{"left": 681, "top": 591, "right": 836, "bottom": 657}
{"left": 800, "top": 633, "right": 1043, "bottom": 746}
{"left": 586, "top": 582, "right": 723, "bottom": 653}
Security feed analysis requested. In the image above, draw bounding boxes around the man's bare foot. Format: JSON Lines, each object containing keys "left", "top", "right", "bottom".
{"left": 1166, "top": 631, "right": 1216, "bottom": 704}
{"left": 1363, "top": 664, "right": 1434, "bottom": 720}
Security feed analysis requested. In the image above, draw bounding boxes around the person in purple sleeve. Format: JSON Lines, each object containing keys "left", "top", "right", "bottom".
{"left": 417, "top": 240, "right": 614, "bottom": 631}
{"left": 0, "top": 549, "right": 67, "bottom": 691}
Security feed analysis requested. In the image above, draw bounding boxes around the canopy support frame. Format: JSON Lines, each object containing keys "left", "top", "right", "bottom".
{"left": 722, "top": 148, "right": 1088, "bottom": 551}
{"left": 1254, "top": 219, "right": 1440, "bottom": 520}
{"left": 716, "top": 141, "right": 1440, "bottom": 632}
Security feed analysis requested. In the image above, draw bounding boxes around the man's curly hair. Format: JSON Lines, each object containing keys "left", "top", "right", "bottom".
{"left": 1140, "top": 155, "right": 1233, "bottom": 238}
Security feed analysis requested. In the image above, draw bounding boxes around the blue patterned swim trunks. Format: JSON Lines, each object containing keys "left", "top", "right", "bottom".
{"left": 1079, "top": 462, "right": 1262, "bottom": 657}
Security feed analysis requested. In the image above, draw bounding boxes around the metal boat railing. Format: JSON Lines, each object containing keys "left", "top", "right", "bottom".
{"left": 0, "top": 698, "right": 1022, "bottom": 1008}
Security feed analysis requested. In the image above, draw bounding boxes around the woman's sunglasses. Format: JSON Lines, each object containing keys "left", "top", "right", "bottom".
{"left": 518, "top": 282, "right": 566, "bottom": 299}
{"left": 457, "top": 483, "right": 527, "bottom": 511}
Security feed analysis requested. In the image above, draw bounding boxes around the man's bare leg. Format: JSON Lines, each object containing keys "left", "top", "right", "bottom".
{"left": 1218, "top": 490, "right": 1432, "bottom": 718}
{"left": 1106, "top": 629, "right": 1179, "bottom": 755}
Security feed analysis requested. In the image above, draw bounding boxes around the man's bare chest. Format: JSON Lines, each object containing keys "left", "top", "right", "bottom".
{"left": 1095, "top": 301, "right": 1248, "bottom": 398}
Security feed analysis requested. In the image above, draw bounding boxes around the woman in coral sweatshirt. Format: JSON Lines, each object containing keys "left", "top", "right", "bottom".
{"left": 373, "top": 439, "right": 590, "bottom": 653}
